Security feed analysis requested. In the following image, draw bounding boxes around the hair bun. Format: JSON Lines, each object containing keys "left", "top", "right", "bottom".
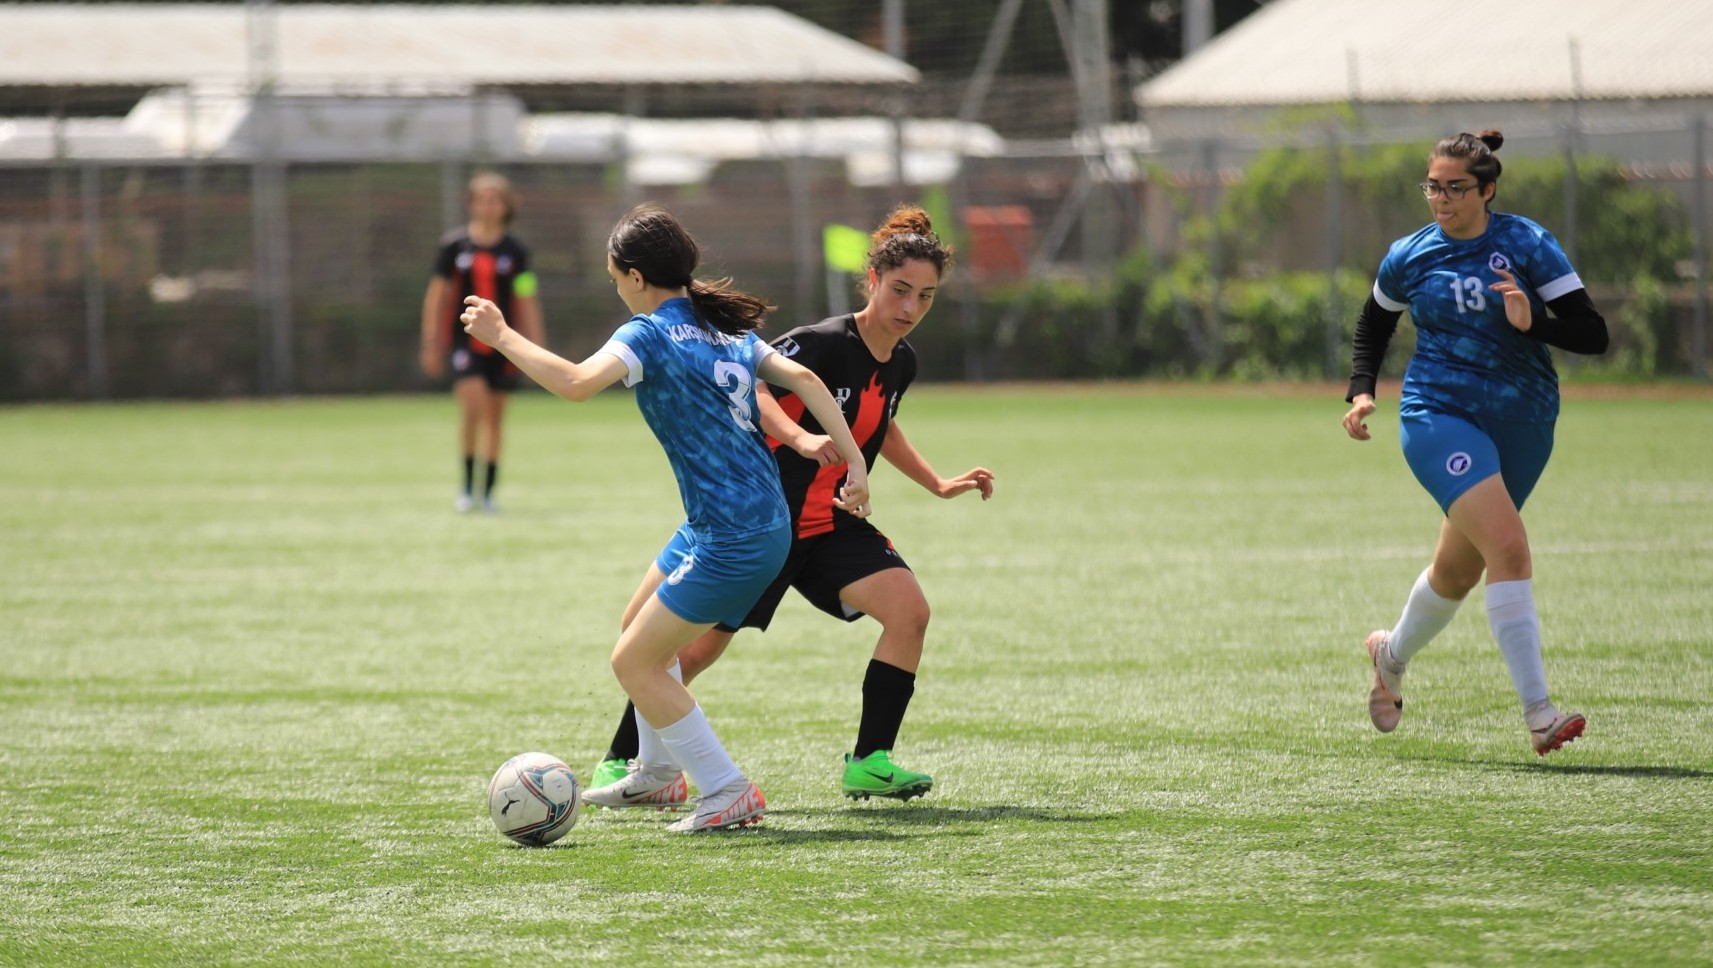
{"left": 872, "top": 206, "right": 934, "bottom": 247}
{"left": 1477, "top": 129, "right": 1504, "bottom": 153}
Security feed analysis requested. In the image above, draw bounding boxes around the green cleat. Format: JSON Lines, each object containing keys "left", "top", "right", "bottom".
{"left": 841, "top": 750, "right": 933, "bottom": 802}
{"left": 590, "top": 757, "right": 629, "bottom": 790}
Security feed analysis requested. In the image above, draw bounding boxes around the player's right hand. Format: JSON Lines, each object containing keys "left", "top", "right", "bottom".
{"left": 792, "top": 433, "right": 842, "bottom": 467}
{"left": 460, "top": 296, "right": 509, "bottom": 345}
{"left": 420, "top": 344, "right": 445, "bottom": 378}
{"left": 1342, "top": 395, "right": 1376, "bottom": 441}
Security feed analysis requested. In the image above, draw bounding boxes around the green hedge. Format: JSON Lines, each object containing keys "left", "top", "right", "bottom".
{"left": 966, "top": 143, "right": 1695, "bottom": 380}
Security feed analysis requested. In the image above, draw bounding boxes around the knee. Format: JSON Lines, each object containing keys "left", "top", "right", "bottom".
{"left": 1485, "top": 531, "right": 1532, "bottom": 576}
{"left": 881, "top": 597, "right": 931, "bottom": 642}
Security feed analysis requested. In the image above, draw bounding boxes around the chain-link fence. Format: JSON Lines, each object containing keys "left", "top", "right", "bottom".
{"left": 3, "top": 83, "right": 1710, "bottom": 399}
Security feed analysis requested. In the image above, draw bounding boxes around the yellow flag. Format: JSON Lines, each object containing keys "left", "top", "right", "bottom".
{"left": 822, "top": 223, "right": 870, "bottom": 273}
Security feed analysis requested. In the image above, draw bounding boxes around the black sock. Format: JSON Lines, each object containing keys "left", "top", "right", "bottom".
{"left": 854, "top": 659, "right": 916, "bottom": 759}
{"left": 604, "top": 700, "right": 640, "bottom": 762}
{"left": 461, "top": 455, "right": 475, "bottom": 494}
{"left": 483, "top": 461, "right": 499, "bottom": 498}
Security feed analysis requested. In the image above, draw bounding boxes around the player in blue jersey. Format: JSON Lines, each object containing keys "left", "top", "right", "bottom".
{"left": 460, "top": 203, "right": 871, "bottom": 832}
{"left": 589, "top": 207, "right": 994, "bottom": 804}
{"left": 1342, "top": 130, "right": 1609, "bottom": 756}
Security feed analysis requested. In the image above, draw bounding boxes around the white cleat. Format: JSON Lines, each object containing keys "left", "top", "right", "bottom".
{"left": 454, "top": 492, "right": 475, "bottom": 513}
{"left": 580, "top": 762, "right": 688, "bottom": 810}
{"left": 665, "top": 778, "right": 766, "bottom": 833}
{"left": 1365, "top": 630, "right": 1405, "bottom": 733}
{"left": 1528, "top": 704, "right": 1587, "bottom": 756}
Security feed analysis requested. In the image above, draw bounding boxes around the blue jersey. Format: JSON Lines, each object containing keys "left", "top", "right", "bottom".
{"left": 1374, "top": 212, "right": 1583, "bottom": 424}
{"left": 599, "top": 298, "right": 789, "bottom": 540}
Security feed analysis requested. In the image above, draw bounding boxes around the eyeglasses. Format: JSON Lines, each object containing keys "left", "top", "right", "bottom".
{"left": 1419, "top": 181, "right": 1479, "bottom": 200}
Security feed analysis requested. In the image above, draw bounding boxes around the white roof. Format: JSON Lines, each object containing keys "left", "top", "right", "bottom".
{"left": 1138, "top": 0, "right": 1713, "bottom": 108}
{"left": 0, "top": 3, "right": 918, "bottom": 88}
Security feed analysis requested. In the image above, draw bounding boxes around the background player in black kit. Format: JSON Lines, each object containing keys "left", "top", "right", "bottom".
{"left": 419, "top": 172, "right": 546, "bottom": 513}
{"left": 591, "top": 206, "right": 993, "bottom": 802}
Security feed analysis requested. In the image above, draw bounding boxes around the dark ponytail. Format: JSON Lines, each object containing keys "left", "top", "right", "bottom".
{"left": 607, "top": 203, "right": 773, "bottom": 336}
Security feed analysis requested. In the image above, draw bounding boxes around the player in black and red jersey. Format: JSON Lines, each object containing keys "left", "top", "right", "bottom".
{"left": 591, "top": 206, "right": 993, "bottom": 803}
{"left": 419, "top": 172, "right": 546, "bottom": 513}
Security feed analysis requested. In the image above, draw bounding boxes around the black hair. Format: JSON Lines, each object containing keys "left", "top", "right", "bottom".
{"left": 1431, "top": 129, "right": 1504, "bottom": 206}
{"left": 607, "top": 203, "right": 772, "bottom": 336}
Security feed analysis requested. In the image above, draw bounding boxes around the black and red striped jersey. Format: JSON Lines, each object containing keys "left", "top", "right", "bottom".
{"left": 764, "top": 315, "right": 916, "bottom": 538}
{"left": 432, "top": 229, "right": 532, "bottom": 356}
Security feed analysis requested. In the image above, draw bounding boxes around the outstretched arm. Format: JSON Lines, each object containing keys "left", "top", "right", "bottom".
{"left": 756, "top": 383, "right": 843, "bottom": 466}
{"left": 880, "top": 421, "right": 994, "bottom": 500}
{"left": 459, "top": 296, "right": 625, "bottom": 402}
{"left": 758, "top": 353, "right": 869, "bottom": 516}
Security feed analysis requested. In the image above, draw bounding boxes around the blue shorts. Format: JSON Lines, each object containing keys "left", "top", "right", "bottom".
{"left": 652, "top": 522, "right": 791, "bottom": 628}
{"left": 1399, "top": 408, "right": 1554, "bottom": 514}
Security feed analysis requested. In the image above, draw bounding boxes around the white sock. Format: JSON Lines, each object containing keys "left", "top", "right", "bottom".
{"left": 1485, "top": 579, "right": 1550, "bottom": 713}
{"left": 633, "top": 661, "right": 683, "bottom": 776}
{"left": 1387, "top": 567, "right": 1462, "bottom": 665}
{"left": 655, "top": 703, "right": 743, "bottom": 795}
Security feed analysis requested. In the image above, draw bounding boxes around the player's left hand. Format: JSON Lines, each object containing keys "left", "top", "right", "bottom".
{"left": 1489, "top": 268, "right": 1532, "bottom": 333}
{"left": 835, "top": 473, "right": 871, "bottom": 519}
{"left": 936, "top": 467, "right": 995, "bottom": 501}
{"left": 460, "top": 296, "right": 509, "bottom": 344}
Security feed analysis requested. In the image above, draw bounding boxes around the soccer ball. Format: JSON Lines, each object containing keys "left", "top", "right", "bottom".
{"left": 487, "top": 752, "right": 581, "bottom": 847}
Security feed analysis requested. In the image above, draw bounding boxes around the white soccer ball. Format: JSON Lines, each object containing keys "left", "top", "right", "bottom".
{"left": 487, "top": 752, "right": 581, "bottom": 847}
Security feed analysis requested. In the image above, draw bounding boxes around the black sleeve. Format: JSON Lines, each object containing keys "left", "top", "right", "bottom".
{"left": 1528, "top": 288, "right": 1609, "bottom": 355}
{"left": 1346, "top": 293, "right": 1404, "bottom": 403}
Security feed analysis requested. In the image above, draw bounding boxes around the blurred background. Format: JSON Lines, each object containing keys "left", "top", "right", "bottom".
{"left": 1, "top": 0, "right": 1709, "bottom": 400}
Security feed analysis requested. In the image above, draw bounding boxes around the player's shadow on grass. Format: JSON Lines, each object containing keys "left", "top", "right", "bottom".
{"left": 1404, "top": 755, "right": 1713, "bottom": 780}
{"left": 694, "top": 805, "right": 1113, "bottom": 846}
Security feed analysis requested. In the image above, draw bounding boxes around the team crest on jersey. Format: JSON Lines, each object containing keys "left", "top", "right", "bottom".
{"left": 833, "top": 387, "right": 851, "bottom": 409}
{"left": 454, "top": 251, "right": 474, "bottom": 271}
{"left": 496, "top": 255, "right": 514, "bottom": 274}
{"left": 1488, "top": 252, "right": 1513, "bottom": 273}
{"left": 776, "top": 338, "right": 802, "bottom": 357}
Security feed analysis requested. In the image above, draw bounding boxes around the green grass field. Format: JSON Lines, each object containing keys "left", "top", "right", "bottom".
{"left": 3, "top": 386, "right": 1710, "bottom": 966}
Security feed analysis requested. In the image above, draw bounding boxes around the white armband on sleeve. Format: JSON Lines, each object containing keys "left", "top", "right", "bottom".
{"left": 1535, "top": 272, "right": 1584, "bottom": 302}
{"left": 598, "top": 340, "right": 644, "bottom": 387}
{"left": 1373, "top": 281, "right": 1408, "bottom": 313}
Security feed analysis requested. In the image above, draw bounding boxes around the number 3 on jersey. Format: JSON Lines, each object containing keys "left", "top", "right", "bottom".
{"left": 713, "top": 360, "right": 757, "bottom": 431}
{"left": 1449, "top": 275, "right": 1488, "bottom": 314}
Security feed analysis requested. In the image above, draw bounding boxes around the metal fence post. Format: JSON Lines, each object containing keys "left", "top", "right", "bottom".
{"left": 1326, "top": 126, "right": 1343, "bottom": 381}
{"left": 80, "top": 163, "right": 108, "bottom": 400}
{"left": 1694, "top": 113, "right": 1709, "bottom": 381}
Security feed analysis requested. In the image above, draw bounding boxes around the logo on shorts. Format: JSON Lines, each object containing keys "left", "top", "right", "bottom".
{"left": 451, "top": 349, "right": 470, "bottom": 371}
{"left": 776, "top": 337, "right": 801, "bottom": 357}
{"left": 1445, "top": 451, "right": 1473, "bottom": 476}
{"left": 1488, "top": 252, "right": 1513, "bottom": 273}
{"left": 665, "top": 554, "right": 696, "bottom": 586}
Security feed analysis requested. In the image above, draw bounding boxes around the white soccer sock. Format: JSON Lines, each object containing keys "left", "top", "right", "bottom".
{"left": 1387, "top": 567, "right": 1462, "bottom": 665}
{"left": 633, "top": 661, "right": 684, "bottom": 776}
{"left": 1485, "top": 579, "right": 1550, "bottom": 713}
{"left": 654, "top": 703, "right": 743, "bottom": 795}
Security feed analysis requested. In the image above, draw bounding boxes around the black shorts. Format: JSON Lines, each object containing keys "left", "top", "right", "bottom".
{"left": 716, "top": 521, "right": 911, "bottom": 632}
{"left": 450, "top": 346, "right": 520, "bottom": 392}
